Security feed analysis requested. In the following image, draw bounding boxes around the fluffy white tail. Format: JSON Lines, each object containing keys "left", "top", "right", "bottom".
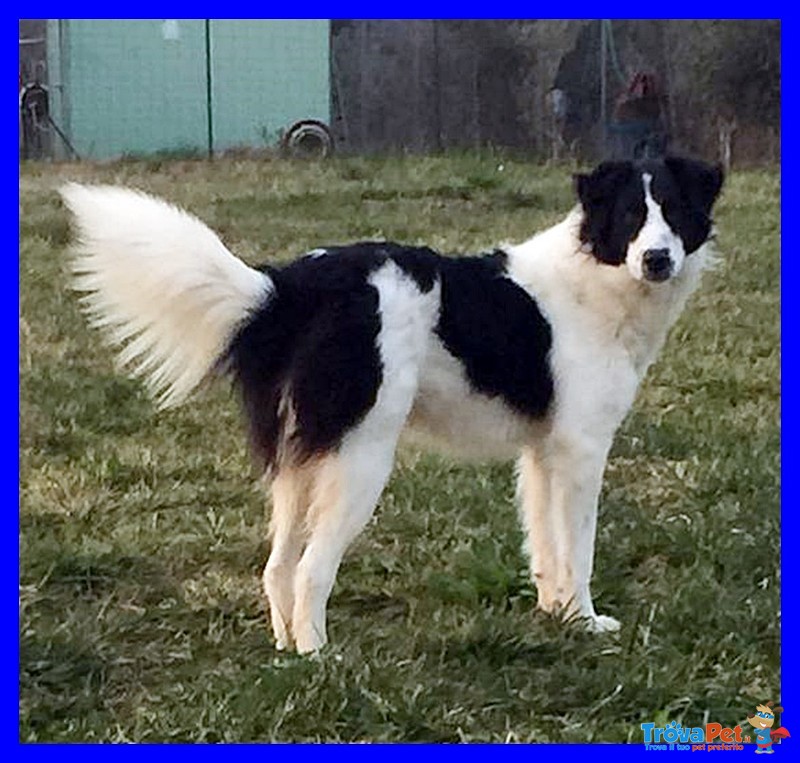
{"left": 61, "top": 183, "right": 272, "bottom": 408}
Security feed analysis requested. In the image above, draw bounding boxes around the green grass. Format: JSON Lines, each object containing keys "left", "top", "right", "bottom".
{"left": 19, "top": 154, "right": 780, "bottom": 742}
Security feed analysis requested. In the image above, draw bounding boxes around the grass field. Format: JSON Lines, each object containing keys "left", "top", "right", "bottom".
{"left": 20, "top": 154, "right": 780, "bottom": 742}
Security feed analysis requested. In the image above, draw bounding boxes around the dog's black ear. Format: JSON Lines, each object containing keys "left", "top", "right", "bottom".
{"left": 574, "top": 162, "right": 637, "bottom": 265}
{"left": 573, "top": 172, "right": 590, "bottom": 204}
{"left": 574, "top": 161, "right": 636, "bottom": 208}
{"left": 665, "top": 156, "right": 724, "bottom": 214}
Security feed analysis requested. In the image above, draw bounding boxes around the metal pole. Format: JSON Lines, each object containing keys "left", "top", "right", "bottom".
{"left": 205, "top": 19, "right": 214, "bottom": 158}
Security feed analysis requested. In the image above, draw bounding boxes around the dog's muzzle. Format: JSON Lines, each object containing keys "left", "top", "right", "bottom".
{"left": 642, "top": 248, "right": 673, "bottom": 282}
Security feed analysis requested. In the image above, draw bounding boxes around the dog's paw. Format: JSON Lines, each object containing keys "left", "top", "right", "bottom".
{"left": 585, "top": 614, "right": 621, "bottom": 634}
{"left": 294, "top": 626, "right": 328, "bottom": 655}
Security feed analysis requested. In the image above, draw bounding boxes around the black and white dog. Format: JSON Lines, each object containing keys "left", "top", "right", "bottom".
{"left": 62, "top": 156, "right": 723, "bottom": 653}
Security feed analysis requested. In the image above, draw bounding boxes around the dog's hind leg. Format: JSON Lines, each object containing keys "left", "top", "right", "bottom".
{"left": 290, "top": 260, "right": 435, "bottom": 653}
{"left": 263, "top": 466, "right": 312, "bottom": 650}
{"left": 291, "top": 430, "right": 401, "bottom": 654}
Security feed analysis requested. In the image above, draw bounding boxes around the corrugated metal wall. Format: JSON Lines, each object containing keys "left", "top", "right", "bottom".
{"left": 47, "top": 19, "right": 329, "bottom": 159}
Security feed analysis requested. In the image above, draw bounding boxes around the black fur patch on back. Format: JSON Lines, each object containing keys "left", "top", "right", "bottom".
{"left": 385, "top": 245, "right": 440, "bottom": 293}
{"left": 228, "top": 248, "right": 386, "bottom": 472}
{"left": 436, "top": 251, "right": 554, "bottom": 418}
{"left": 227, "top": 242, "right": 555, "bottom": 472}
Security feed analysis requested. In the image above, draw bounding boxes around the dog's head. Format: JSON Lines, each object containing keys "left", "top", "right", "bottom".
{"left": 574, "top": 156, "right": 724, "bottom": 283}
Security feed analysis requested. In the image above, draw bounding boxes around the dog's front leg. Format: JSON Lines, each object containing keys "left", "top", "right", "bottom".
{"left": 517, "top": 445, "right": 561, "bottom": 612}
{"left": 549, "top": 433, "right": 620, "bottom": 632}
{"left": 520, "top": 435, "right": 620, "bottom": 633}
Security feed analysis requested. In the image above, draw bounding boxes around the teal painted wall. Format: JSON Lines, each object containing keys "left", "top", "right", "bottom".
{"left": 211, "top": 20, "right": 330, "bottom": 150}
{"left": 49, "top": 19, "right": 329, "bottom": 159}
{"left": 54, "top": 20, "right": 208, "bottom": 158}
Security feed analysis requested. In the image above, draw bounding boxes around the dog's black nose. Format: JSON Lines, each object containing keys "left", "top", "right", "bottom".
{"left": 642, "top": 248, "right": 672, "bottom": 281}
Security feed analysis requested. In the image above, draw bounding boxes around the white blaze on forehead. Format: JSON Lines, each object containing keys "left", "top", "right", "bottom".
{"left": 643, "top": 174, "right": 655, "bottom": 208}
{"left": 626, "top": 172, "right": 686, "bottom": 281}
{"left": 641, "top": 173, "right": 669, "bottom": 236}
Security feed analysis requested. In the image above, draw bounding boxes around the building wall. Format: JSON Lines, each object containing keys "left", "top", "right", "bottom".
{"left": 330, "top": 20, "right": 532, "bottom": 154}
{"left": 20, "top": 19, "right": 52, "bottom": 158}
{"left": 53, "top": 20, "right": 208, "bottom": 158}
{"left": 32, "top": 19, "right": 778, "bottom": 164}
{"left": 47, "top": 19, "right": 329, "bottom": 159}
{"left": 211, "top": 20, "right": 329, "bottom": 149}
{"left": 20, "top": 19, "right": 48, "bottom": 83}
{"left": 328, "top": 19, "right": 613, "bottom": 157}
